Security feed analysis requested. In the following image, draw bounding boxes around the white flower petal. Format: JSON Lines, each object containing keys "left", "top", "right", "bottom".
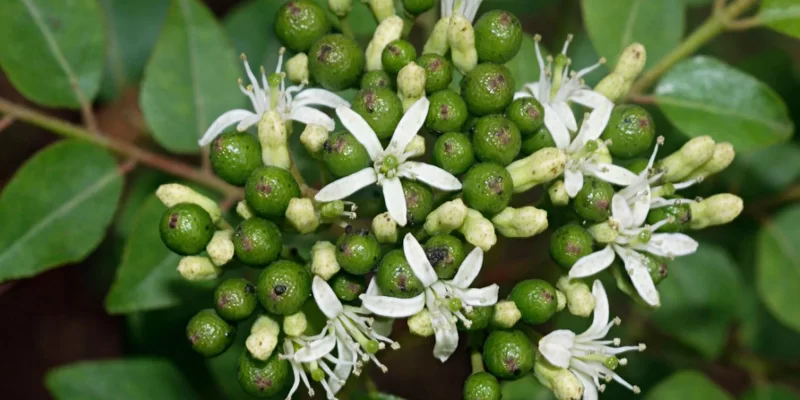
{"left": 360, "top": 293, "right": 426, "bottom": 318}
{"left": 538, "top": 330, "right": 576, "bottom": 368}
{"left": 458, "top": 285, "right": 499, "bottom": 307}
{"left": 564, "top": 168, "right": 584, "bottom": 198}
{"left": 366, "top": 277, "right": 382, "bottom": 296}
{"left": 336, "top": 106, "right": 383, "bottom": 161}
{"left": 398, "top": 162, "right": 462, "bottom": 191}
{"left": 552, "top": 101, "right": 578, "bottom": 131}
{"left": 312, "top": 275, "right": 344, "bottom": 319}
{"left": 581, "top": 280, "right": 609, "bottom": 339}
{"left": 199, "top": 109, "right": 255, "bottom": 145}
{"left": 332, "top": 339, "right": 353, "bottom": 390}
{"left": 583, "top": 162, "right": 639, "bottom": 187}
{"left": 293, "top": 88, "right": 350, "bottom": 109}
{"left": 290, "top": 106, "right": 335, "bottom": 131}
{"left": 569, "top": 246, "right": 616, "bottom": 278}
{"left": 403, "top": 232, "right": 438, "bottom": 287}
{"left": 611, "top": 194, "right": 634, "bottom": 229}
{"left": 524, "top": 82, "right": 540, "bottom": 100}
{"left": 614, "top": 245, "right": 660, "bottom": 307}
{"left": 236, "top": 113, "right": 262, "bottom": 132}
{"left": 383, "top": 177, "right": 408, "bottom": 227}
{"left": 294, "top": 334, "right": 337, "bottom": 362}
{"left": 371, "top": 317, "right": 394, "bottom": 337}
{"left": 315, "top": 168, "right": 377, "bottom": 202}
{"left": 571, "top": 88, "right": 613, "bottom": 111}
{"left": 574, "top": 370, "right": 598, "bottom": 400}
{"left": 430, "top": 308, "right": 459, "bottom": 362}
{"left": 630, "top": 184, "right": 651, "bottom": 227}
{"left": 543, "top": 103, "right": 571, "bottom": 149}
{"left": 387, "top": 97, "right": 429, "bottom": 154}
{"left": 635, "top": 233, "right": 698, "bottom": 258}
{"left": 513, "top": 91, "right": 534, "bottom": 100}
{"left": 449, "top": 247, "right": 484, "bottom": 288}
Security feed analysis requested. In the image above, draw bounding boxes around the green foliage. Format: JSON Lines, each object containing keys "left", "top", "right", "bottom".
{"left": 646, "top": 371, "right": 732, "bottom": 400}
{"left": 741, "top": 385, "right": 800, "bottom": 400}
{"left": 500, "top": 375, "right": 555, "bottom": 400}
{"left": 504, "top": 34, "right": 544, "bottom": 90}
{"left": 756, "top": 205, "right": 800, "bottom": 333}
{"left": 759, "top": 0, "right": 800, "bottom": 39}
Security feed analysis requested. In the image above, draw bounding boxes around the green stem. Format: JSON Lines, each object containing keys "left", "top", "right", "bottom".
{"left": 470, "top": 350, "right": 484, "bottom": 373}
{"left": 339, "top": 15, "right": 356, "bottom": 39}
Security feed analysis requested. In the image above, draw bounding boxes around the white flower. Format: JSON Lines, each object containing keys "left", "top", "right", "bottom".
{"left": 199, "top": 48, "right": 349, "bottom": 146}
{"left": 282, "top": 330, "right": 353, "bottom": 400}
{"left": 441, "top": 0, "right": 483, "bottom": 22}
{"left": 314, "top": 98, "right": 462, "bottom": 226}
{"left": 539, "top": 280, "right": 645, "bottom": 400}
{"left": 515, "top": 35, "right": 613, "bottom": 152}
{"left": 360, "top": 233, "right": 498, "bottom": 362}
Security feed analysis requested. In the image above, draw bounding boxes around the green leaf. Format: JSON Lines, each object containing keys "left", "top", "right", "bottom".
{"left": 46, "top": 358, "right": 201, "bottom": 400}
{"left": 741, "top": 385, "right": 800, "bottom": 400}
{"left": 0, "top": 0, "right": 105, "bottom": 107}
{"left": 505, "top": 34, "right": 545, "bottom": 91}
{"left": 115, "top": 170, "right": 170, "bottom": 237}
{"left": 655, "top": 56, "right": 794, "bottom": 152}
{"left": 756, "top": 205, "right": 800, "bottom": 333}
{"left": 0, "top": 141, "right": 122, "bottom": 282}
{"left": 581, "top": 0, "right": 684, "bottom": 71}
{"left": 223, "top": 0, "right": 285, "bottom": 72}
{"left": 724, "top": 143, "right": 800, "bottom": 198}
{"left": 646, "top": 371, "right": 732, "bottom": 400}
{"left": 651, "top": 244, "right": 742, "bottom": 359}
{"left": 760, "top": 0, "right": 800, "bottom": 39}
{"left": 501, "top": 375, "right": 556, "bottom": 400}
{"left": 141, "top": 0, "right": 244, "bottom": 154}
{"left": 106, "top": 195, "right": 216, "bottom": 314}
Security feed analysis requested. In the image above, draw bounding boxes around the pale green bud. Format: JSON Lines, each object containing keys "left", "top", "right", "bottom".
{"left": 286, "top": 53, "right": 309, "bottom": 83}
{"left": 593, "top": 72, "right": 629, "bottom": 103}
{"left": 491, "top": 206, "right": 549, "bottom": 238}
{"left": 689, "top": 194, "right": 743, "bottom": 230}
{"left": 311, "top": 241, "right": 340, "bottom": 280}
{"left": 686, "top": 142, "right": 735, "bottom": 180}
{"left": 423, "top": 17, "right": 451, "bottom": 55}
{"left": 557, "top": 276, "right": 595, "bottom": 318}
{"left": 506, "top": 148, "right": 568, "bottom": 193}
{"left": 548, "top": 180, "right": 569, "bottom": 206}
{"left": 448, "top": 15, "right": 477, "bottom": 74}
{"left": 286, "top": 198, "right": 320, "bottom": 234}
{"left": 177, "top": 256, "right": 222, "bottom": 281}
{"left": 459, "top": 209, "right": 497, "bottom": 251}
{"left": 252, "top": 314, "right": 281, "bottom": 335}
{"left": 372, "top": 212, "right": 398, "bottom": 243}
{"left": 300, "top": 123, "right": 330, "bottom": 156}
{"left": 328, "top": 0, "right": 353, "bottom": 17}
{"left": 614, "top": 43, "right": 646, "bottom": 81}
{"left": 588, "top": 221, "right": 618, "bottom": 244}
{"left": 658, "top": 136, "right": 716, "bottom": 183}
{"left": 594, "top": 140, "right": 613, "bottom": 164}
{"left": 206, "top": 229, "right": 234, "bottom": 266}
{"left": 236, "top": 200, "right": 254, "bottom": 220}
{"left": 398, "top": 62, "right": 427, "bottom": 111}
{"left": 156, "top": 183, "right": 221, "bottom": 222}
{"left": 424, "top": 198, "right": 468, "bottom": 234}
{"left": 406, "top": 135, "right": 426, "bottom": 158}
{"left": 556, "top": 290, "right": 567, "bottom": 312}
{"left": 283, "top": 311, "right": 308, "bottom": 337}
{"left": 247, "top": 315, "right": 280, "bottom": 360}
{"left": 366, "top": 15, "right": 404, "bottom": 71}
{"left": 492, "top": 300, "right": 521, "bottom": 328}
{"left": 367, "top": 0, "right": 395, "bottom": 22}
{"left": 543, "top": 365, "right": 584, "bottom": 400}
{"left": 258, "top": 110, "right": 291, "bottom": 169}
{"left": 408, "top": 309, "right": 434, "bottom": 337}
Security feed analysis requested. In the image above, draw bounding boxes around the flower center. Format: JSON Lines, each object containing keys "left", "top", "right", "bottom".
{"left": 378, "top": 155, "right": 399, "bottom": 176}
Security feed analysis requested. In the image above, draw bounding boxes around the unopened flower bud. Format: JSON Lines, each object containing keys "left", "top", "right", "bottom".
{"left": 588, "top": 221, "right": 618, "bottom": 244}
{"left": 258, "top": 110, "right": 290, "bottom": 169}
{"left": 398, "top": 62, "right": 427, "bottom": 111}
{"left": 406, "top": 135, "right": 426, "bottom": 158}
{"left": 286, "top": 198, "right": 320, "bottom": 234}
{"left": 448, "top": 15, "right": 477, "bottom": 74}
{"left": 408, "top": 309, "right": 434, "bottom": 337}
{"left": 549, "top": 180, "right": 569, "bottom": 206}
{"left": 686, "top": 142, "right": 735, "bottom": 180}
{"left": 459, "top": 209, "right": 497, "bottom": 251}
{"left": 557, "top": 276, "right": 595, "bottom": 317}
{"left": 615, "top": 43, "right": 646, "bottom": 81}
{"left": 156, "top": 184, "right": 221, "bottom": 222}
{"left": 556, "top": 290, "right": 566, "bottom": 312}
{"left": 535, "top": 360, "right": 585, "bottom": 400}
{"left": 423, "top": 17, "right": 451, "bottom": 55}
{"left": 286, "top": 53, "right": 309, "bottom": 83}
{"left": 300, "top": 124, "right": 330, "bottom": 156}
{"left": 367, "top": 0, "right": 395, "bottom": 22}
{"left": 366, "top": 16, "right": 404, "bottom": 71}
{"left": 491, "top": 206, "right": 549, "bottom": 238}
{"left": 206, "top": 229, "right": 235, "bottom": 266}
{"left": 593, "top": 72, "right": 629, "bottom": 103}
{"left": 252, "top": 314, "right": 281, "bottom": 335}
{"left": 492, "top": 300, "right": 521, "bottom": 328}
{"left": 236, "top": 200, "right": 254, "bottom": 220}
{"left": 689, "top": 194, "right": 743, "bottom": 230}
{"left": 328, "top": 0, "right": 353, "bottom": 17}
{"left": 372, "top": 212, "right": 398, "bottom": 243}
{"left": 658, "top": 136, "right": 716, "bottom": 183}
{"left": 424, "top": 198, "right": 468, "bottom": 234}
{"left": 247, "top": 315, "right": 280, "bottom": 360}
{"left": 506, "top": 147, "right": 568, "bottom": 193}
{"left": 178, "top": 256, "right": 222, "bottom": 281}
{"left": 283, "top": 311, "right": 308, "bottom": 337}
{"left": 310, "top": 241, "right": 340, "bottom": 280}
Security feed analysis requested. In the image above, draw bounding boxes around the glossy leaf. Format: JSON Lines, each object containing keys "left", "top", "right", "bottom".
{"left": 505, "top": 34, "right": 545, "bottom": 91}
{"left": 141, "top": 0, "right": 244, "bottom": 154}
{"left": 741, "top": 385, "right": 800, "bottom": 400}
{"left": 581, "top": 0, "right": 684, "bottom": 71}
{"left": 724, "top": 143, "right": 800, "bottom": 198}
{"left": 0, "top": 0, "right": 105, "bottom": 107}
{"left": 655, "top": 56, "right": 794, "bottom": 152}
{"left": 646, "top": 371, "right": 732, "bottom": 400}
{"left": 501, "top": 375, "right": 556, "bottom": 400}
{"left": 223, "top": 0, "right": 285, "bottom": 72}
{"left": 0, "top": 141, "right": 123, "bottom": 282}
{"left": 756, "top": 205, "right": 800, "bottom": 333}
{"left": 46, "top": 358, "right": 201, "bottom": 400}
{"left": 760, "top": 0, "right": 800, "bottom": 39}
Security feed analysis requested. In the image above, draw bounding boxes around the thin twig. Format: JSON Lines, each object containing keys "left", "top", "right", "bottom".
{"left": 0, "top": 115, "right": 14, "bottom": 133}
{"left": 629, "top": 94, "right": 658, "bottom": 104}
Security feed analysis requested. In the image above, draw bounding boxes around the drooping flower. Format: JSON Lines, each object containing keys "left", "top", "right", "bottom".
{"left": 360, "top": 233, "right": 498, "bottom": 362}
{"left": 199, "top": 48, "right": 349, "bottom": 146}
{"left": 539, "top": 280, "right": 645, "bottom": 400}
{"left": 314, "top": 98, "right": 462, "bottom": 226}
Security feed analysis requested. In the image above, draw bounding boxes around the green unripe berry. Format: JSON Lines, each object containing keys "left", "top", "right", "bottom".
{"left": 336, "top": 226, "right": 382, "bottom": 275}
{"left": 403, "top": 0, "right": 435, "bottom": 15}
{"left": 463, "top": 162, "right": 513, "bottom": 215}
{"left": 426, "top": 89, "right": 468, "bottom": 133}
{"left": 323, "top": 131, "right": 372, "bottom": 177}
{"left": 233, "top": 218, "right": 282, "bottom": 266}
{"left": 647, "top": 200, "right": 692, "bottom": 232}
{"left": 474, "top": 10, "right": 523, "bottom": 64}
{"left": 309, "top": 34, "right": 365, "bottom": 91}
{"left": 210, "top": 131, "right": 262, "bottom": 186}
{"left": 473, "top": 114, "right": 522, "bottom": 166}
{"left": 186, "top": 309, "right": 236, "bottom": 357}
{"left": 159, "top": 203, "right": 214, "bottom": 256}
{"left": 520, "top": 126, "right": 556, "bottom": 155}
{"left": 382, "top": 40, "right": 417, "bottom": 75}
{"left": 626, "top": 158, "right": 650, "bottom": 175}
{"left": 402, "top": 180, "right": 434, "bottom": 225}
{"left": 457, "top": 305, "right": 493, "bottom": 331}
{"left": 482, "top": 329, "right": 534, "bottom": 380}
{"left": 464, "top": 371, "right": 501, "bottom": 400}
{"left": 245, "top": 166, "right": 301, "bottom": 219}
{"left": 573, "top": 177, "right": 615, "bottom": 222}
{"left": 464, "top": 116, "right": 480, "bottom": 135}
{"left": 461, "top": 63, "right": 515, "bottom": 116}
{"left": 506, "top": 97, "right": 544, "bottom": 136}
{"left": 643, "top": 253, "right": 669, "bottom": 285}
{"left": 433, "top": 132, "right": 475, "bottom": 175}
{"left": 330, "top": 272, "right": 367, "bottom": 302}
{"left": 601, "top": 105, "right": 656, "bottom": 159}
{"left": 424, "top": 234, "right": 467, "bottom": 279}
{"left": 256, "top": 260, "right": 311, "bottom": 315}
{"left": 361, "top": 70, "right": 394, "bottom": 90}
{"left": 509, "top": 279, "right": 558, "bottom": 325}
{"left": 237, "top": 351, "right": 291, "bottom": 397}
{"left": 352, "top": 88, "right": 403, "bottom": 140}
{"left": 549, "top": 224, "right": 594, "bottom": 270}
{"left": 214, "top": 278, "right": 258, "bottom": 321}
{"left": 274, "top": 0, "right": 331, "bottom": 52}
{"left": 375, "top": 249, "right": 425, "bottom": 298}
{"left": 417, "top": 53, "right": 453, "bottom": 94}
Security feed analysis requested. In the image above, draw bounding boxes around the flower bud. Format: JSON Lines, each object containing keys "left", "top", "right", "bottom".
{"left": 236, "top": 200, "right": 254, "bottom": 220}
{"left": 556, "top": 290, "right": 567, "bottom": 312}
{"left": 588, "top": 221, "right": 618, "bottom": 244}
{"left": 206, "top": 229, "right": 235, "bottom": 266}
{"left": 506, "top": 148, "right": 568, "bottom": 193}
{"left": 300, "top": 124, "right": 330, "bottom": 155}
{"left": 459, "top": 209, "right": 497, "bottom": 251}
{"left": 177, "top": 256, "right": 222, "bottom": 281}
{"left": 310, "top": 241, "right": 340, "bottom": 280}
{"left": 372, "top": 212, "right": 398, "bottom": 243}
{"left": 398, "top": 62, "right": 427, "bottom": 111}
{"left": 247, "top": 315, "right": 280, "bottom": 360}
{"left": 286, "top": 198, "right": 320, "bottom": 234}
{"left": 658, "top": 136, "right": 715, "bottom": 183}
{"left": 534, "top": 360, "right": 585, "bottom": 400}
{"left": 283, "top": 311, "right": 308, "bottom": 337}
{"left": 406, "top": 135, "right": 426, "bottom": 158}
{"left": 252, "top": 314, "right": 281, "bottom": 335}
{"left": 258, "top": 110, "right": 291, "bottom": 169}
{"left": 408, "top": 309, "right": 434, "bottom": 337}
{"left": 593, "top": 72, "right": 629, "bottom": 103}
{"left": 424, "top": 198, "right": 468, "bottom": 234}
{"left": 328, "top": 0, "right": 353, "bottom": 17}
{"left": 366, "top": 16, "right": 404, "bottom": 71}
{"left": 557, "top": 276, "right": 595, "bottom": 318}
{"left": 367, "top": 0, "right": 395, "bottom": 22}
{"left": 686, "top": 142, "right": 735, "bottom": 180}
{"left": 492, "top": 300, "right": 521, "bottom": 328}
{"left": 286, "top": 53, "right": 309, "bottom": 83}
{"left": 615, "top": 43, "right": 647, "bottom": 82}
{"left": 548, "top": 180, "right": 569, "bottom": 206}
{"left": 156, "top": 184, "right": 221, "bottom": 222}
{"left": 491, "top": 206, "right": 549, "bottom": 238}
{"left": 448, "top": 15, "right": 477, "bottom": 74}
{"left": 689, "top": 194, "right": 743, "bottom": 230}
{"left": 423, "top": 17, "right": 451, "bottom": 56}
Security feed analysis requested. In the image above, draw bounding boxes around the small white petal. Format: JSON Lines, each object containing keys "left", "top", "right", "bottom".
{"left": 524, "top": 82, "right": 542, "bottom": 101}
{"left": 293, "top": 88, "right": 350, "bottom": 109}
{"left": 611, "top": 194, "right": 634, "bottom": 229}
{"left": 449, "top": 247, "right": 484, "bottom": 288}
{"left": 403, "top": 233, "right": 438, "bottom": 287}
{"left": 583, "top": 162, "right": 639, "bottom": 187}
{"left": 538, "top": 330, "right": 576, "bottom": 368}
{"left": 458, "top": 285, "right": 499, "bottom": 307}
{"left": 569, "top": 246, "right": 616, "bottom": 278}
{"left": 336, "top": 106, "right": 383, "bottom": 161}
{"left": 429, "top": 308, "right": 459, "bottom": 362}
{"left": 543, "top": 103, "right": 571, "bottom": 149}
{"left": 564, "top": 168, "right": 584, "bottom": 198}
{"left": 315, "top": 168, "right": 377, "bottom": 202}
{"left": 630, "top": 185, "right": 651, "bottom": 228}
{"left": 387, "top": 97, "right": 429, "bottom": 154}
{"left": 513, "top": 91, "right": 534, "bottom": 100}
{"left": 398, "top": 162, "right": 462, "bottom": 191}
{"left": 635, "top": 233, "right": 698, "bottom": 257}
{"left": 294, "top": 334, "right": 337, "bottom": 362}
{"left": 574, "top": 370, "right": 598, "bottom": 400}
{"left": 313, "top": 275, "right": 344, "bottom": 319}
{"left": 372, "top": 317, "right": 394, "bottom": 337}
{"left": 552, "top": 101, "right": 578, "bottom": 131}
{"left": 360, "top": 293, "right": 426, "bottom": 318}
{"left": 290, "top": 106, "right": 335, "bottom": 131}
{"left": 570, "top": 88, "right": 613, "bottom": 112}
{"left": 236, "top": 113, "right": 262, "bottom": 132}
{"left": 581, "top": 280, "right": 609, "bottom": 339}
{"left": 199, "top": 109, "right": 254, "bottom": 145}
{"left": 383, "top": 177, "right": 408, "bottom": 227}
{"left": 614, "top": 245, "right": 660, "bottom": 307}
{"left": 366, "top": 277, "right": 382, "bottom": 296}
{"left": 332, "top": 339, "right": 353, "bottom": 388}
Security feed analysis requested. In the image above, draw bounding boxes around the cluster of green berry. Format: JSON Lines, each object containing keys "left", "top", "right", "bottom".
{"left": 154, "top": 0, "right": 745, "bottom": 399}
